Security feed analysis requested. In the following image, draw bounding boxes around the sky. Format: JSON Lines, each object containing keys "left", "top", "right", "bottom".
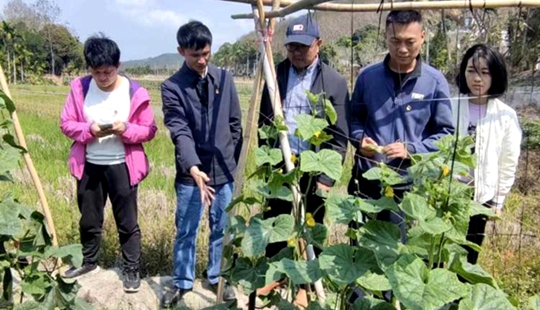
{"left": 0, "top": 0, "right": 265, "bottom": 61}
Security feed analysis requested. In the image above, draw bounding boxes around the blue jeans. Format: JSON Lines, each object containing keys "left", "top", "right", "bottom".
{"left": 172, "top": 182, "right": 233, "bottom": 289}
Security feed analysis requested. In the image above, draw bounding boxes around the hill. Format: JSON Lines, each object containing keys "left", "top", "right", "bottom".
{"left": 121, "top": 53, "right": 184, "bottom": 70}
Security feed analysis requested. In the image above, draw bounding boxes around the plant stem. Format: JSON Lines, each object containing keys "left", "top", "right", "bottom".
{"left": 436, "top": 233, "right": 446, "bottom": 268}
{"left": 428, "top": 235, "right": 436, "bottom": 267}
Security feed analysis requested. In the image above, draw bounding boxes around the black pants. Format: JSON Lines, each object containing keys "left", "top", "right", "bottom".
{"left": 77, "top": 162, "right": 140, "bottom": 269}
{"left": 264, "top": 174, "right": 325, "bottom": 258}
{"left": 465, "top": 212, "right": 488, "bottom": 264}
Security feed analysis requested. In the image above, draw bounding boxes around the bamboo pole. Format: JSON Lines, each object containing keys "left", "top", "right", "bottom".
{"left": 0, "top": 65, "right": 59, "bottom": 248}
{"left": 225, "top": 0, "right": 540, "bottom": 19}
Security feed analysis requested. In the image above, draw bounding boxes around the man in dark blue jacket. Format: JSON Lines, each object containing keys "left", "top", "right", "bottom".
{"left": 258, "top": 15, "right": 349, "bottom": 307}
{"left": 349, "top": 10, "right": 454, "bottom": 238}
{"left": 160, "top": 21, "right": 241, "bottom": 307}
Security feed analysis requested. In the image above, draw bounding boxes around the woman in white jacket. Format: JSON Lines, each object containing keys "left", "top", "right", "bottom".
{"left": 453, "top": 44, "right": 522, "bottom": 264}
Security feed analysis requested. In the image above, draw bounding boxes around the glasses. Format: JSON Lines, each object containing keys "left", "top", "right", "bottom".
{"left": 285, "top": 41, "right": 315, "bottom": 53}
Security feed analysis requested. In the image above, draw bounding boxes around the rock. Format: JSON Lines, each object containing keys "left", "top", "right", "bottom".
{"left": 73, "top": 267, "right": 258, "bottom": 310}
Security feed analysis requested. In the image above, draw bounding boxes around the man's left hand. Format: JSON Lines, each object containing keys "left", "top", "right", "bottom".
{"left": 383, "top": 142, "right": 408, "bottom": 159}
{"left": 316, "top": 182, "right": 332, "bottom": 192}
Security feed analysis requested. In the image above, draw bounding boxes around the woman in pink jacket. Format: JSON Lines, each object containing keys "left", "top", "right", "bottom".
{"left": 59, "top": 35, "right": 157, "bottom": 293}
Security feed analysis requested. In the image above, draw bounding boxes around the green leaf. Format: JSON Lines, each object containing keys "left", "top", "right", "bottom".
{"left": 305, "top": 223, "right": 327, "bottom": 249}
{"left": 3, "top": 134, "right": 26, "bottom": 152}
{"left": 529, "top": 295, "right": 540, "bottom": 310}
{"left": 0, "top": 92, "right": 16, "bottom": 114}
{"left": 386, "top": 254, "right": 469, "bottom": 310}
{"left": 226, "top": 195, "right": 261, "bottom": 213}
{"left": 228, "top": 215, "right": 247, "bottom": 235}
{"left": 449, "top": 255, "right": 497, "bottom": 287}
{"left": 259, "top": 124, "right": 279, "bottom": 141}
{"left": 323, "top": 99, "right": 337, "bottom": 125}
{"left": 256, "top": 146, "right": 283, "bottom": 166}
{"left": 358, "top": 197, "right": 399, "bottom": 214}
{"left": 308, "top": 130, "right": 333, "bottom": 147}
{"left": 15, "top": 301, "right": 42, "bottom": 310}
{"left": 319, "top": 244, "right": 364, "bottom": 286}
{"left": 21, "top": 273, "right": 51, "bottom": 297}
{"left": 0, "top": 142, "right": 23, "bottom": 176}
{"left": 400, "top": 193, "right": 436, "bottom": 221}
{"left": 419, "top": 217, "right": 453, "bottom": 235}
{"left": 469, "top": 201, "right": 495, "bottom": 218}
{"left": 458, "top": 283, "right": 515, "bottom": 310}
{"left": 325, "top": 192, "right": 362, "bottom": 224}
{"left": 0, "top": 198, "right": 24, "bottom": 236}
{"left": 357, "top": 271, "right": 392, "bottom": 292}
{"left": 268, "top": 258, "right": 323, "bottom": 285}
{"left": 251, "top": 180, "right": 293, "bottom": 202}
{"left": 357, "top": 220, "right": 402, "bottom": 269}
{"left": 295, "top": 114, "right": 328, "bottom": 141}
{"left": 45, "top": 244, "right": 83, "bottom": 268}
{"left": 231, "top": 257, "right": 268, "bottom": 293}
{"left": 241, "top": 214, "right": 295, "bottom": 257}
{"left": 362, "top": 167, "right": 406, "bottom": 186}
{"left": 274, "top": 115, "right": 288, "bottom": 131}
{"left": 300, "top": 149, "right": 342, "bottom": 181}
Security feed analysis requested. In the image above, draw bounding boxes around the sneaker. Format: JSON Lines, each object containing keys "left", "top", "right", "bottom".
{"left": 123, "top": 268, "right": 140, "bottom": 293}
{"left": 63, "top": 264, "right": 98, "bottom": 278}
{"left": 161, "top": 287, "right": 191, "bottom": 308}
{"left": 210, "top": 282, "right": 236, "bottom": 301}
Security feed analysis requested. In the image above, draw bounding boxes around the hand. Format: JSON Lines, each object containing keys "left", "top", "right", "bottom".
{"left": 111, "top": 121, "right": 127, "bottom": 136}
{"left": 90, "top": 123, "right": 113, "bottom": 138}
{"left": 384, "top": 142, "right": 408, "bottom": 159}
{"left": 316, "top": 182, "right": 331, "bottom": 192}
{"left": 189, "top": 166, "right": 215, "bottom": 208}
{"left": 360, "top": 137, "right": 379, "bottom": 158}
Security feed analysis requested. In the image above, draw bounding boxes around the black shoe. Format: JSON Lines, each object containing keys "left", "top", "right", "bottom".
{"left": 123, "top": 267, "right": 140, "bottom": 293}
{"left": 210, "top": 282, "right": 236, "bottom": 301}
{"left": 161, "top": 287, "right": 191, "bottom": 308}
{"left": 63, "top": 264, "right": 98, "bottom": 278}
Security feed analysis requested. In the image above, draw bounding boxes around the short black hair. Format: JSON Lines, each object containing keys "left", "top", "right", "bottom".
{"left": 176, "top": 21, "right": 212, "bottom": 50}
{"left": 83, "top": 34, "right": 121, "bottom": 68}
{"left": 455, "top": 43, "right": 508, "bottom": 97}
{"left": 386, "top": 10, "right": 423, "bottom": 27}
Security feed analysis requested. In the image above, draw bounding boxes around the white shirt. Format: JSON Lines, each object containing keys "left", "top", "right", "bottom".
{"left": 83, "top": 76, "right": 131, "bottom": 165}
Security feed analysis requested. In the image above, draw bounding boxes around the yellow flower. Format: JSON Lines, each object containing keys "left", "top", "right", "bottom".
{"left": 306, "top": 212, "right": 316, "bottom": 227}
{"left": 287, "top": 237, "right": 296, "bottom": 248}
{"left": 290, "top": 154, "right": 298, "bottom": 164}
{"left": 277, "top": 168, "right": 283, "bottom": 174}
{"left": 384, "top": 186, "right": 394, "bottom": 198}
{"left": 313, "top": 131, "right": 321, "bottom": 138}
{"left": 442, "top": 165, "right": 450, "bottom": 177}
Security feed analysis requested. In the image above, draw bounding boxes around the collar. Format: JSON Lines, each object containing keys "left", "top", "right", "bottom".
{"left": 384, "top": 54, "right": 422, "bottom": 78}
{"left": 180, "top": 63, "right": 214, "bottom": 84}
{"left": 291, "top": 56, "right": 319, "bottom": 76}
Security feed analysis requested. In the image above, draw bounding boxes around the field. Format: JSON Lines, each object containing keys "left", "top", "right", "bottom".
{"left": 3, "top": 81, "right": 540, "bottom": 305}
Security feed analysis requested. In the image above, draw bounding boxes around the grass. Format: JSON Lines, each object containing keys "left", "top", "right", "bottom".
{"left": 3, "top": 82, "right": 540, "bottom": 307}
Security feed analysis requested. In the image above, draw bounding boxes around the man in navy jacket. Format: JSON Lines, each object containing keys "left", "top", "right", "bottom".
{"left": 349, "top": 10, "right": 454, "bottom": 240}
{"left": 161, "top": 21, "right": 241, "bottom": 307}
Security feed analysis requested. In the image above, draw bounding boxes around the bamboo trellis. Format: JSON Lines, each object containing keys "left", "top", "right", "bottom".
{"left": 215, "top": 0, "right": 540, "bottom": 307}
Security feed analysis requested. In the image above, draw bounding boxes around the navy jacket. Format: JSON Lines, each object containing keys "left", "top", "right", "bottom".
{"left": 350, "top": 55, "right": 454, "bottom": 178}
{"left": 162, "top": 63, "right": 243, "bottom": 186}
{"left": 259, "top": 58, "right": 349, "bottom": 186}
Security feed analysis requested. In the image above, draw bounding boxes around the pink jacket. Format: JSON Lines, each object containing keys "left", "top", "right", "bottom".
{"left": 60, "top": 76, "right": 158, "bottom": 186}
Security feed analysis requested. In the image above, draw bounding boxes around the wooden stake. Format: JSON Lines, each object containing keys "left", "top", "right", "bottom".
{"left": 224, "top": 0, "right": 540, "bottom": 19}
{"left": 0, "top": 65, "right": 59, "bottom": 247}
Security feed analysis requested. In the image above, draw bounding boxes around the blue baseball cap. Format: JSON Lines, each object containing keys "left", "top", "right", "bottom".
{"left": 284, "top": 15, "right": 320, "bottom": 46}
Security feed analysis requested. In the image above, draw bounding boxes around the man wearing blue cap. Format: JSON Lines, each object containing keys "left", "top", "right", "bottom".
{"left": 257, "top": 14, "right": 349, "bottom": 306}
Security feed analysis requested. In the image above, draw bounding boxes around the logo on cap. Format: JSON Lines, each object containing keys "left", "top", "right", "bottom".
{"left": 292, "top": 24, "right": 304, "bottom": 31}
